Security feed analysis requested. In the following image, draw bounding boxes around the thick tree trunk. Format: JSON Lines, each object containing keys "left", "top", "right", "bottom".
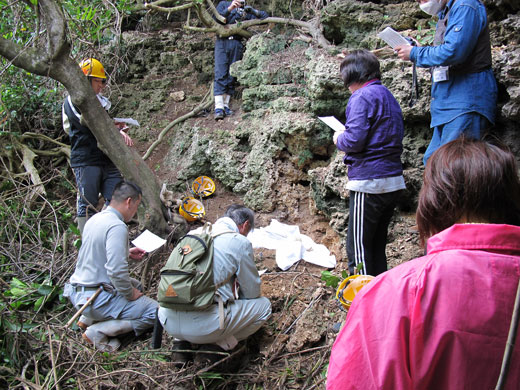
{"left": 0, "top": 0, "right": 170, "bottom": 234}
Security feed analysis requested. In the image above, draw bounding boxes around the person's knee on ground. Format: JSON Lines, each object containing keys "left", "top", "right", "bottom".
{"left": 83, "top": 319, "right": 134, "bottom": 352}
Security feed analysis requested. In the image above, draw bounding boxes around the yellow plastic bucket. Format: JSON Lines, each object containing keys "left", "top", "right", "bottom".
{"left": 336, "top": 274, "right": 374, "bottom": 310}
{"left": 179, "top": 197, "right": 205, "bottom": 222}
{"left": 192, "top": 176, "right": 215, "bottom": 198}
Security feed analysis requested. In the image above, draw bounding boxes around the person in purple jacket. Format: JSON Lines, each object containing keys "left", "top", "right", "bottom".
{"left": 333, "top": 50, "right": 406, "bottom": 276}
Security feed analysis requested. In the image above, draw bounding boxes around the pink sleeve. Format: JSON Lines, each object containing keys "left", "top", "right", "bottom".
{"left": 327, "top": 268, "right": 417, "bottom": 390}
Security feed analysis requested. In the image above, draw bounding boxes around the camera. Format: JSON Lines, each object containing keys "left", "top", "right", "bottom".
{"left": 239, "top": 0, "right": 245, "bottom": 6}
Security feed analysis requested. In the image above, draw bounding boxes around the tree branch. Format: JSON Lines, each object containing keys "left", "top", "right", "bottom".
{"left": 143, "top": 86, "right": 213, "bottom": 160}
{"left": 204, "top": 0, "right": 225, "bottom": 24}
{"left": 140, "top": 1, "right": 193, "bottom": 13}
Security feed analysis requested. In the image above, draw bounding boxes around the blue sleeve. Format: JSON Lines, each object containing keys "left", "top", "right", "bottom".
{"left": 216, "top": 1, "right": 231, "bottom": 17}
{"left": 412, "top": 3, "right": 485, "bottom": 67}
{"left": 336, "top": 94, "right": 372, "bottom": 154}
{"left": 245, "top": 9, "right": 269, "bottom": 20}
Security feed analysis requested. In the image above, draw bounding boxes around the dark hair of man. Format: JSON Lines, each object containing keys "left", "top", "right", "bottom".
{"left": 416, "top": 138, "right": 520, "bottom": 246}
{"left": 340, "top": 49, "right": 381, "bottom": 88}
{"left": 224, "top": 204, "right": 255, "bottom": 230}
{"left": 111, "top": 180, "right": 142, "bottom": 203}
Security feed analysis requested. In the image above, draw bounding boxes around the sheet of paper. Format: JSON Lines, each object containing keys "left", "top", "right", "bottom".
{"left": 114, "top": 117, "right": 140, "bottom": 127}
{"left": 318, "top": 116, "right": 345, "bottom": 132}
{"left": 377, "top": 27, "right": 410, "bottom": 49}
{"left": 131, "top": 229, "right": 166, "bottom": 252}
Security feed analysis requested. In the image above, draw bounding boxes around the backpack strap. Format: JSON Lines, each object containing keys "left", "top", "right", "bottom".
{"left": 211, "top": 228, "right": 238, "bottom": 329}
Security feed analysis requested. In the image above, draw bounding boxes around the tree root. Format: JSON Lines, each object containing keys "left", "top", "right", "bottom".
{"left": 142, "top": 85, "right": 213, "bottom": 160}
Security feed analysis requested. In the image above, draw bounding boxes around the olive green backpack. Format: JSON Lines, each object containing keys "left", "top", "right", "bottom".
{"left": 157, "top": 223, "right": 233, "bottom": 311}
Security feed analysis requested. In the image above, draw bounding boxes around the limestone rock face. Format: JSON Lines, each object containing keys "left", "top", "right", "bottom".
{"left": 110, "top": 0, "right": 519, "bottom": 239}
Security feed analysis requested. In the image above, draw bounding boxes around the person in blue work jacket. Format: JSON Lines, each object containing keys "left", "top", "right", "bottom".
{"left": 395, "top": 0, "right": 497, "bottom": 165}
{"left": 214, "top": 0, "right": 268, "bottom": 120}
{"left": 334, "top": 50, "right": 406, "bottom": 277}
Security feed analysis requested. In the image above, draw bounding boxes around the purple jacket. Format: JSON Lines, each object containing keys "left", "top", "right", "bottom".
{"left": 336, "top": 80, "right": 404, "bottom": 180}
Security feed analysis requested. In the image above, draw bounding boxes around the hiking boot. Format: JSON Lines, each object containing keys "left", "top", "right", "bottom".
{"left": 214, "top": 109, "right": 225, "bottom": 120}
{"left": 223, "top": 107, "right": 233, "bottom": 116}
{"left": 171, "top": 340, "right": 193, "bottom": 367}
{"left": 194, "top": 344, "right": 228, "bottom": 367}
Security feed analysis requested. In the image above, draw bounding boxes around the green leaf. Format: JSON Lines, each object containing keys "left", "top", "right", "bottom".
{"left": 34, "top": 296, "right": 45, "bottom": 310}
{"left": 37, "top": 284, "right": 54, "bottom": 296}
{"left": 10, "top": 278, "right": 29, "bottom": 290}
{"left": 321, "top": 270, "right": 341, "bottom": 288}
{"left": 9, "top": 287, "right": 28, "bottom": 297}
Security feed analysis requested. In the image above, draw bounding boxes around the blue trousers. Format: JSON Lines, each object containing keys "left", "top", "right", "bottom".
{"left": 73, "top": 164, "right": 122, "bottom": 217}
{"left": 423, "top": 112, "right": 490, "bottom": 165}
{"left": 214, "top": 38, "right": 244, "bottom": 96}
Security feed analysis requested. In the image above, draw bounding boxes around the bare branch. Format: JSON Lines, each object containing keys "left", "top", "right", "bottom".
{"left": 143, "top": 85, "right": 213, "bottom": 160}
{"left": 141, "top": 1, "right": 193, "bottom": 13}
{"left": 0, "top": 37, "right": 51, "bottom": 76}
{"left": 204, "top": 0, "right": 226, "bottom": 24}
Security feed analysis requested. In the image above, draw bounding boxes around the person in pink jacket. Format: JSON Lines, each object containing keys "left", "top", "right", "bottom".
{"left": 327, "top": 138, "right": 520, "bottom": 390}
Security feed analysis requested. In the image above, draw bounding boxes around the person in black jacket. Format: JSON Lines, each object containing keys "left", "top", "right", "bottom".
{"left": 213, "top": 0, "right": 268, "bottom": 120}
{"left": 62, "top": 58, "right": 134, "bottom": 234}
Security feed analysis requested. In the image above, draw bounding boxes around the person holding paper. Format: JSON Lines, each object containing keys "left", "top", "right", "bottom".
{"left": 63, "top": 58, "right": 138, "bottom": 234}
{"left": 333, "top": 50, "right": 405, "bottom": 277}
{"left": 394, "top": 0, "right": 497, "bottom": 165}
{"left": 63, "top": 181, "right": 158, "bottom": 352}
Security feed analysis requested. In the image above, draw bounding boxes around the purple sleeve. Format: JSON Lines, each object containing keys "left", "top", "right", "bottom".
{"left": 336, "top": 94, "right": 372, "bottom": 154}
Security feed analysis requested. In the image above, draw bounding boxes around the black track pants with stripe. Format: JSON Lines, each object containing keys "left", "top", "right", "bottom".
{"left": 346, "top": 190, "right": 402, "bottom": 276}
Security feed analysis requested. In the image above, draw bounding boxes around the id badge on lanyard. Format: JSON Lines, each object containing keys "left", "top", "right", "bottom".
{"left": 432, "top": 66, "right": 449, "bottom": 82}
{"left": 432, "top": 12, "right": 450, "bottom": 83}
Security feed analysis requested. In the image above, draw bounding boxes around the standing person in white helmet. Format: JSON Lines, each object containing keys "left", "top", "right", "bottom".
{"left": 62, "top": 58, "right": 135, "bottom": 234}
{"left": 213, "top": 0, "right": 268, "bottom": 120}
{"left": 63, "top": 181, "right": 158, "bottom": 352}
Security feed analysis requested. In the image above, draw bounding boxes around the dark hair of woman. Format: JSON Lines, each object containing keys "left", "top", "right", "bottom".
{"left": 339, "top": 49, "right": 381, "bottom": 88}
{"left": 416, "top": 137, "right": 520, "bottom": 246}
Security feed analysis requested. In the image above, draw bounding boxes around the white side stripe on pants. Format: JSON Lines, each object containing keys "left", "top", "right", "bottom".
{"left": 353, "top": 192, "right": 366, "bottom": 275}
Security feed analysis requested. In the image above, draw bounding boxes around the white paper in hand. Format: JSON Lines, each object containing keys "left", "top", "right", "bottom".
{"left": 114, "top": 117, "right": 140, "bottom": 127}
{"left": 318, "top": 116, "right": 345, "bottom": 132}
{"left": 377, "top": 27, "right": 410, "bottom": 49}
{"left": 131, "top": 230, "right": 166, "bottom": 253}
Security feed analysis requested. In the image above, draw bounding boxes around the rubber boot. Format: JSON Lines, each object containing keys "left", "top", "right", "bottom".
{"left": 214, "top": 95, "right": 225, "bottom": 120}
{"left": 77, "top": 216, "right": 87, "bottom": 235}
{"left": 83, "top": 320, "right": 134, "bottom": 352}
{"left": 171, "top": 339, "right": 193, "bottom": 367}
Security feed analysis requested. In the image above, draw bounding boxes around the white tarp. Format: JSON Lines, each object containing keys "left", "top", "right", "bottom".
{"left": 247, "top": 219, "right": 336, "bottom": 271}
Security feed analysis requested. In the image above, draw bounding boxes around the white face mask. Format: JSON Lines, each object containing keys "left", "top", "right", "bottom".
{"left": 97, "top": 94, "right": 111, "bottom": 111}
{"left": 419, "top": 0, "right": 444, "bottom": 16}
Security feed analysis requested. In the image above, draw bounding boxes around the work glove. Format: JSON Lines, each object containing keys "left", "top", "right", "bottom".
{"left": 244, "top": 5, "right": 260, "bottom": 17}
